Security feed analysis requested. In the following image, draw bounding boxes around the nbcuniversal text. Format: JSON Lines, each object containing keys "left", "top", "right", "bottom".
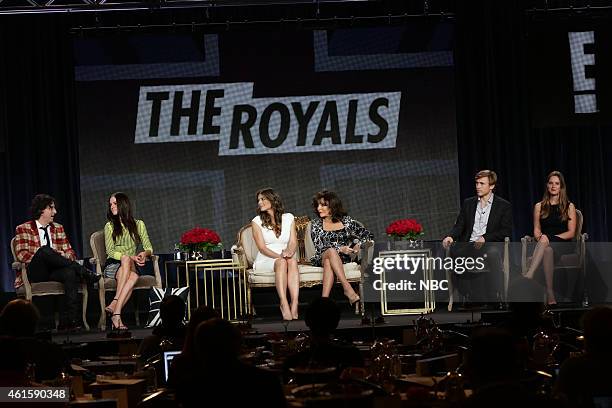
{"left": 370, "top": 254, "right": 486, "bottom": 292}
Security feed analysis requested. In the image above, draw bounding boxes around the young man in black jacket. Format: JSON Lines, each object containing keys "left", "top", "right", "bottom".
{"left": 442, "top": 170, "right": 513, "bottom": 306}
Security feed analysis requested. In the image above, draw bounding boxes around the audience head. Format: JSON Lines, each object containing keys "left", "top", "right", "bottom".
{"left": 582, "top": 306, "right": 612, "bottom": 355}
{"left": 182, "top": 305, "right": 219, "bottom": 355}
{"left": 194, "top": 318, "right": 241, "bottom": 365}
{"left": 505, "top": 301, "right": 545, "bottom": 338}
{"left": 312, "top": 190, "right": 347, "bottom": 222}
{"left": 30, "top": 194, "right": 56, "bottom": 223}
{"left": 160, "top": 295, "right": 186, "bottom": 329}
{"left": 540, "top": 170, "right": 570, "bottom": 221}
{"left": 305, "top": 297, "right": 341, "bottom": 337}
{"left": 0, "top": 299, "right": 40, "bottom": 337}
{"left": 465, "top": 328, "right": 522, "bottom": 388}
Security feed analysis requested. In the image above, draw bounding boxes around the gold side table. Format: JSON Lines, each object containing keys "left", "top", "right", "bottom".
{"left": 377, "top": 248, "right": 436, "bottom": 315}
{"left": 164, "top": 258, "right": 250, "bottom": 321}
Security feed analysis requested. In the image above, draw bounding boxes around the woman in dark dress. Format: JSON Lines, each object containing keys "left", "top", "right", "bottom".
{"left": 523, "top": 171, "right": 576, "bottom": 305}
{"left": 311, "top": 190, "right": 373, "bottom": 305}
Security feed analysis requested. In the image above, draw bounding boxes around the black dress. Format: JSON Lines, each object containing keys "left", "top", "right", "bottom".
{"left": 540, "top": 204, "right": 574, "bottom": 261}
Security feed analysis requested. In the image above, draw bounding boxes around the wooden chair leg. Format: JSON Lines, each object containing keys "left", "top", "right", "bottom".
{"left": 98, "top": 288, "right": 107, "bottom": 330}
{"left": 82, "top": 285, "right": 90, "bottom": 331}
{"left": 358, "top": 279, "right": 365, "bottom": 318}
{"left": 134, "top": 291, "right": 140, "bottom": 327}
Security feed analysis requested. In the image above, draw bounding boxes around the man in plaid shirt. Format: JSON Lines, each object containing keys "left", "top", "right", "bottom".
{"left": 14, "top": 194, "right": 97, "bottom": 331}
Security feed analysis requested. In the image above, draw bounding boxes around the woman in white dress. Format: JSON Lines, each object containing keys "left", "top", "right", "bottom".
{"left": 251, "top": 188, "right": 300, "bottom": 321}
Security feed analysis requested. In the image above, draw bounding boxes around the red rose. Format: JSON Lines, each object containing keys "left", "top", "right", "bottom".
{"left": 386, "top": 219, "right": 424, "bottom": 239}
{"left": 180, "top": 227, "right": 222, "bottom": 247}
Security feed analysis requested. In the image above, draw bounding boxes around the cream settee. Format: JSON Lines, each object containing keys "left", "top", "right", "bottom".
{"left": 232, "top": 216, "right": 374, "bottom": 316}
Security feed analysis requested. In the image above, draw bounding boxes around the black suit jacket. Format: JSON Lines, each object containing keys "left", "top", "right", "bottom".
{"left": 448, "top": 195, "right": 513, "bottom": 242}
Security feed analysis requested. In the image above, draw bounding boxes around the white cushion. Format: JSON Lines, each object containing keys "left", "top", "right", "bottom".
{"left": 240, "top": 219, "right": 364, "bottom": 286}
{"left": 248, "top": 262, "right": 361, "bottom": 285}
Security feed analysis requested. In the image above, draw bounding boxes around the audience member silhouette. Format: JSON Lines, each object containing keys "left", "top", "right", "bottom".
{"left": 499, "top": 301, "right": 547, "bottom": 340}
{"left": 167, "top": 305, "right": 219, "bottom": 388}
{"left": 0, "top": 298, "right": 40, "bottom": 337}
{"left": 283, "top": 297, "right": 363, "bottom": 383}
{"left": 0, "top": 336, "right": 29, "bottom": 386}
{"left": 555, "top": 307, "right": 612, "bottom": 407}
{"left": 463, "top": 328, "right": 557, "bottom": 407}
{"left": 174, "top": 318, "right": 286, "bottom": 408}
{"left": 0, "top": 299, "right": 66, "bottom": 382}
{"left": 138, "top": 295, "right": 187, "bottom": 362}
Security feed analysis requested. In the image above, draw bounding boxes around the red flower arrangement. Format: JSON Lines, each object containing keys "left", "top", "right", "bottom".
{"left": 178, "top": 227, "right": 222, "bottom": 253}
{"left": 385, "top": 219, "right": 424, "bottom": 241}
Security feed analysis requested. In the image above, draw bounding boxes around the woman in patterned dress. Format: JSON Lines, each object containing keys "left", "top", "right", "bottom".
{"left": 310, "top": 190, "right": 373, "bottom": 306}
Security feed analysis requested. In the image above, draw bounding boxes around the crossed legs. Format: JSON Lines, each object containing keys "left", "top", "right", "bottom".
{"left": 274, "top": 257, "right": 300, "bottom": 320}
{"left": 321, "top": 248, "right": 359, "bottom": 303}
{"left": 524, "top": 242, "right": 556, "bottom": 304}
{"left": 106, "top": 255, "right": 139, "bottom": 329}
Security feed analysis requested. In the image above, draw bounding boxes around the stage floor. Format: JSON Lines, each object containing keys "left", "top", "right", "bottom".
{"left": 50, "top": 305, "right": 593, "bottom": 345}
{"left": 52, "top": 309, "right": 487, "bottom": 343}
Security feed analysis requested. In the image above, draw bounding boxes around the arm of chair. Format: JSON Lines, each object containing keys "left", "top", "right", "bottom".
{"left": 444, "top": 245, "right": 454, "bottom": 312}
{"left": 89, "top": 256, "right": 107, "bottom": 307}
{"left": 151, "top": 255, "right": 162, "bottom": 288}
{"left": 356, "top": 240, "right": 375, "bottom": 319}
{"left": 11, "top": 260, "right": 32, "bottom": 299}
{"left": 89, "top": 257, "right": 106, "bottom": 283}
{"left": 11, "top": 260, "right": 25, "bottom": 273}
{"left": 520, "top": 235, "right": 535, "bottom": 276}
{"left": 231, "top": 244, "right": 248, "bottom": 267}
{"left": 357, "top": 240, "right": 375, "bottom": 266}
{"left": 503, "top": 237, "right": 510, "bottom": 302}
{"left": 578, "top": 233, "right": 588, "bottom": 269}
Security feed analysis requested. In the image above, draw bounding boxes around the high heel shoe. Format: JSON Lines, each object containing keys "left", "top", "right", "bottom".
{"left": 346, "top": 291, "right": 360, "bottom": 305}
{"left": 290, "top": 302, "right": 299, "bottom": 320}
{"left": 105, "top": 298, "right": 118, "bottom": 316}
{"left": 280, "top": 305, "right": 293, "bottom": 321}
{"left": 111, "top": 314, "right": 128, "bottom": 330}
{"left": 347, "top": 292, "right": 360, "bottom": 314}
{"left": 545, "top": 288, "right": 557, "bottom": 305}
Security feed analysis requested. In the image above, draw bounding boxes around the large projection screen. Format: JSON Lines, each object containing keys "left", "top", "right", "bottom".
{"left": 74, "top": 23, "right": 459, "bottom": 256}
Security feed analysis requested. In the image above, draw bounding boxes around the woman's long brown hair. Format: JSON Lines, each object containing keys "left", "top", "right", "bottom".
{"left": 107, "top": 192, "right": 140, "bottom": 243}
{"left": 540, "top": 171, "right": 571, "bottom": 221}
{"left": 256, "top": 188, "right": 284, "bottom": 237}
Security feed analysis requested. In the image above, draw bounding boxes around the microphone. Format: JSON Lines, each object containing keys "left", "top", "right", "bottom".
{"left": 349, "top": 238, "right": 360, "bottom": 249}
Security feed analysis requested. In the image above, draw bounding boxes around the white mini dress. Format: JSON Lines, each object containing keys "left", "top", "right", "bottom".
{"left": 252, "top": 212, "right": 294, "bottom": 273}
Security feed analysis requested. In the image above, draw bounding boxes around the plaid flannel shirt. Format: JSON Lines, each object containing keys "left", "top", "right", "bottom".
{"left": 13, "top": 221, "right": 77, "bottom": 288}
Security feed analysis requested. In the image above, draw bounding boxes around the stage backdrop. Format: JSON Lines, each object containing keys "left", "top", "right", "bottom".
{"left": 528, "top": 17, "right": 612, "bottom": 127}
{"left": 74, "top": 22, "right": 458, "bottom": 255}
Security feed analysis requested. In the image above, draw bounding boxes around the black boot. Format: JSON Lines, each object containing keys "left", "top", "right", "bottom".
{"left": 72, "top": 263, "right": 101, "bottom": 285}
